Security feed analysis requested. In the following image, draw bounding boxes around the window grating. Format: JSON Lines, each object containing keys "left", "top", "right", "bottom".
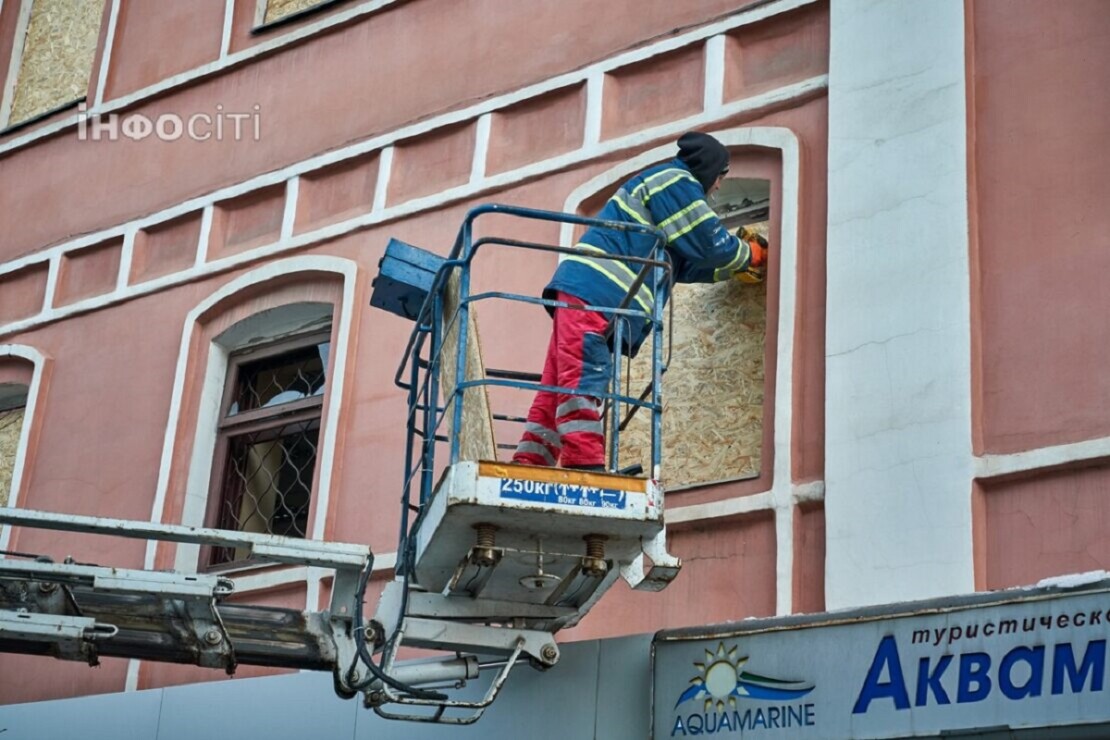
{"left": 207, "top": 333, "right": 330, "bottom": 569}
{"left": 229, "top": 341, "right": 328, "bottom": 415}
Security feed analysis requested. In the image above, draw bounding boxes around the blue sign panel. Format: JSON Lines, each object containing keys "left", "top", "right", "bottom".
{"left": 498, "top": 477, "right": 628, "bottom": 510}
{"left": 653, "top": 581, "right": 1110, "bottom": 738}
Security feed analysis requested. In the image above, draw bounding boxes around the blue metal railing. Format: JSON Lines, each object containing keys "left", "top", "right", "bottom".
{"left": 391, "top": 204, "right": 671, "bottom": 575}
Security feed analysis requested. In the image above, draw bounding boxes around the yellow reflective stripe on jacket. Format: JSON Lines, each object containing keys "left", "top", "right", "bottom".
{"left": 718, "top": 238, "right": 750, "bottom": 271}
{"left": 658, "top": 199, "right": 715, "bottom": 243}
{"left": 667, "top": 211, "right": 716, "bottom": 242}
{"left": 712, "top": 240, "right": 752, "bottom": 281}
{"left": 563, "top": 244, "right": 655, "bottom": 313}
{"left": 612, "top": 188, "right": 652, "bottom": 226}
{"left": 631, "top": 168, "right": 697, "bottom": 201}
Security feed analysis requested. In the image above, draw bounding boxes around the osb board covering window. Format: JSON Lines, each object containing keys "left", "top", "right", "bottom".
{"left": 263, "top": 0, "right": 329, "bottom": 24}
{"left": 9, "top": 0, "right": 106, "bottom": 125}
{"left": 618, "top": 225, "right": 767, "bottom": 488}
{"left": 440, "top": 271, "right": 496, "bottom": 462}
{"left": 0, "top": 408, "right": 26, "bottom": 507}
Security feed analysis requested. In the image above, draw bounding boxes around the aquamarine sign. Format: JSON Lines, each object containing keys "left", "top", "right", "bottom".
{"left": 652, "top": 580, "right": 1110, "bottom": 738}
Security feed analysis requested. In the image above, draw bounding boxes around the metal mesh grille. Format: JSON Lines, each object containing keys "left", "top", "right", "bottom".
{"left": 230, "top": 342, "right": 328, "bottom": 415}
{"left": 210, "top": 420, "right": 320, "bottom": 567}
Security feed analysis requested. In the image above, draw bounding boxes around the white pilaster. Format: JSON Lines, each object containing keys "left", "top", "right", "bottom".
{"left": 824, "top": 0, "right": 973, "bottom": 608}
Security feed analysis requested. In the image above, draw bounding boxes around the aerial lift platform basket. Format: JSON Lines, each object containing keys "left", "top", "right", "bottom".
{"left": 0, "top": 204, "right": 681, "bottom": 725}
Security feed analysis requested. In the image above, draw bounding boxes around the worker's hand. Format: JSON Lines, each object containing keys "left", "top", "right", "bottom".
{"left": 737, "top": 228, "right": 772, "bottom": 271}
{"left": 748, "top": 239, "right": 767, "bottom": 268}
{"left": 734, "top": 226, "right": 769, "bottom": 282}
{"left": 733, "top": 265, "right": 764, "bottom": 284}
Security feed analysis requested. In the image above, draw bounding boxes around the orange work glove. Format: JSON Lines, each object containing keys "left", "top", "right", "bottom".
{"left": 733, "top": 227, "right": 769, "bottom": 283}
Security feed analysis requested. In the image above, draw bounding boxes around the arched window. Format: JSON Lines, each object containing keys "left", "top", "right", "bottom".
{"left": 148, "top": 257, "right": 357, "bottom": 573}
{"left": 0, "top": 346, "right": 48, "bottom": 552}
{"left": 204, "top": 303, "right": 333, "bottom": 567}
{"left": 561, "top": 131, "right": 792, "bottom": 493}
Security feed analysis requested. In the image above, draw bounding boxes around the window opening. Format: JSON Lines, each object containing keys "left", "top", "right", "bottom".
{"left": 207, "top": 332, "right": 330, "bottom": 568}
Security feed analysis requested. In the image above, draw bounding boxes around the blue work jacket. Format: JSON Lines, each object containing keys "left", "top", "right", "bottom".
{"left": 544, "top": 159, "right": 752, "bottom": 356}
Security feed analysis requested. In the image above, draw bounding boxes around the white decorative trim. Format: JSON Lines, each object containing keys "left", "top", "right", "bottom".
{"left": 703, "top": 34, "right": 726, "bottom": 114}
{"left": 561, "top": 126, "right": 803, "bottom": 615}
{"left": 976, "top": 437, "right": 1110, "bottom": 480}
{"left": 235, "top": 565, "right": 310, "bottom": 593}
{"left": 0, "top": 343, "right": 49, "bottom": 553}
{"left": 667, "top": 483, "right": 825, "bottom": 523}
{"left": 372, "top": 145, "right": 393, "bottom": 212}
{"left": 0, "top": 0, "right": 816, "bottom": 155}
{"left": 220, "top": 0, "right": 236, "bottom": 59}
{"left": 668, "top": 491, "right": 775, "bottom": 524}
{"left": 116, "top": 225, "right": 137, "bottom": 291}
{"left": 823, "top": 0, "right": 973, "bottom": 608}
{"left": 792, "top": 479, "right": 825, "bottom": 503}
{"left": 195, "top": 205, "right": 215, "bottom": 266}
{"left": 0, "top": 0, "right": 33, "bottom": 129}
{"left": 307, "top": 257, "right": 357, "bottom": 542}
{"left": 0, "top": 0, "right": 407, "bottom": 154}
{"left": 304, "top": 566, "right": 323, "bottom": 611}
{"left": 123, "top": 658, "right": 140, "bottom": 692}
{"left": 470, "top": 113, "right": 491, "bottom": 183}
{"left": 93, "top": 0, "right": 122, "bottom": 108}
{"left": 583, "top": 71, "right": 604, "bottom": 146}
{"left": 0, "top": 74, "right": 827, "bottom": 342}
{"left": 141, "top": 256, "right": 359, "bottom": 573}
{"left": 40, "top": 255, "right": 59, "bottom": 312}
{"left": 281, "top": 176, "right": 299, "bottom": 240}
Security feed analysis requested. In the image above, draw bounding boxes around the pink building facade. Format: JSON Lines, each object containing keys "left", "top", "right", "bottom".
{"left": 0, "top": 0, "right": 1106, "bottom": 733}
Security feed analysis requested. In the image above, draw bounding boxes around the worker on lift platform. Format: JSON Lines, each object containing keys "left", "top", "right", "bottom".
{"left": 513, "top": 131, "right": 769, "bottom": 471}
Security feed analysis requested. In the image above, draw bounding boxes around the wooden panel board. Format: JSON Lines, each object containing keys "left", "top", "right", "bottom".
{"left": 0, "top": 408, "right": 25, "bottom": 507}
{"left": 439, "top": 271, "right": 497, "bottom": 462}
{"left": 9, "top": 0, "right": 105, "bottom": 125}
{"left": 263, "top": 0, "right": 326, "bottom": 24}
{"left": 617, "top": 226, "right": 766, "bottom": 488}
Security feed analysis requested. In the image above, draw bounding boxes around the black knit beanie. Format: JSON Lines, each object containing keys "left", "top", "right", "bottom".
{"left": 676, "top": 132, "right": 730, "bottom": 192}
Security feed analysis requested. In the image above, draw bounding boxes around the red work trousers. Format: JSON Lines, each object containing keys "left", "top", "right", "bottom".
{"left": 513, "top": 292, "right": 610, "bottom": 467}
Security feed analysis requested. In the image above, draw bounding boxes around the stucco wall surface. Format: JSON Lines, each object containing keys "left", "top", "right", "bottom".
{"left": 824, "top": 0, "right": 973, "bottom": 609}
{"left": 970, "top": 0, "right": 1110, "bottom": 455}
{"left": 0, "top": 0, "right": 766, "bottom": 261}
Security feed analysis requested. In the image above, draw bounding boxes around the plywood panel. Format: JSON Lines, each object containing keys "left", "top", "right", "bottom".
{"left": 439, "top": 271, "right": 496, "bottom": 462}
{"left": 618, "top": 226, "right": 766, "bottom": 488}
{"left": 9, "top": 0, "right": 105, "bottom": 124}
{"left": 263, "top": 0, "right": 327, "bottom": 24}
{"left": 0, "top": 408, "right": 26, "bottom": 507}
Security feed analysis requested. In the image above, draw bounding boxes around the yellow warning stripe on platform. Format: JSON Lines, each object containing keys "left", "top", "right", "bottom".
{"left": 478, "top": 461, "right": 648, "bottom": 493}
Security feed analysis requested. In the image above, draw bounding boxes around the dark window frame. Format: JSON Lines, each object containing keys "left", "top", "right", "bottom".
{"left": 201, "top": 329, "right": 332, "bottom": 571}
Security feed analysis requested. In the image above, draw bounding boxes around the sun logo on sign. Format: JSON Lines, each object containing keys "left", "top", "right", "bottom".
{"left": 675, "top": 642, "right": 815, "bottom": 709}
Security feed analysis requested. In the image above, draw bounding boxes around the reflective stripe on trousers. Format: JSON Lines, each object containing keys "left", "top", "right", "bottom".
{"left": 512, "top": 292, "right": 610, "bottom": 467}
